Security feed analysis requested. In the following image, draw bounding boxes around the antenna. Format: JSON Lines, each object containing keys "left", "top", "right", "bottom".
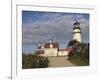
{"left": 73, "top": 16, "right": 78, "bottom": 22}
{"left": 54, "top": 37, "right": 57, "bottom": 42}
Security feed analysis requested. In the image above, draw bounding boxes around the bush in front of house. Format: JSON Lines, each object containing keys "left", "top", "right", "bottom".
{"left": 22, "top": 53, "right": 49, "bottom": 69}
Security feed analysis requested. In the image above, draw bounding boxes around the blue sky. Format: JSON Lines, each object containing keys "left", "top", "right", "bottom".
{"left": 22, "top": 11, "right": 89, "bottom": 53}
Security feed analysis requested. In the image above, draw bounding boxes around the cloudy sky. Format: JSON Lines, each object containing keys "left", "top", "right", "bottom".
{"left": 22, "top": 11, "right": 89, "bottom": 53}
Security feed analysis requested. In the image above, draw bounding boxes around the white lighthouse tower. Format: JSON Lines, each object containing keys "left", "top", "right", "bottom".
{"left": 73, "top": 21, "right": 81, "bottom": 42}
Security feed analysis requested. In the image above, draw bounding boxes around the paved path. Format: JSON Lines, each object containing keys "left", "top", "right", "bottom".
{"left": 48, "top": 56, "right": 76, "bottom": 67}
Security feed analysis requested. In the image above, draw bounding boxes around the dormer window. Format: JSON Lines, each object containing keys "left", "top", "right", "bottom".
{"left": 50, "top": 44, "right": 53, "bottom": 48}
{"left": 42, "top": 45, "right": 44, "bottom": 49}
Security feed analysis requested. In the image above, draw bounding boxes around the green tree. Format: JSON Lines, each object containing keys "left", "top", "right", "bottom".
{"left": 67, "top": 40, "right": 89, "bottom": 64}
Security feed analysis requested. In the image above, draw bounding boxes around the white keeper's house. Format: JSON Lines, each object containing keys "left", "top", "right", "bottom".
{"left": 36, "top": 21, "right": 81, "bottom": 57}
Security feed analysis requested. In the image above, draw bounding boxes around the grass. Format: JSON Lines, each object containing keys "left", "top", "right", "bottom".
{"left": 69, "top": 58, "right": 89, "bottom": 66}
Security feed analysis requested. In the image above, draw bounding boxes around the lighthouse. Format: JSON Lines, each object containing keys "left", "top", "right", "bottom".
{"left": 73, "top": 21, "right": 81, "bottom": 42}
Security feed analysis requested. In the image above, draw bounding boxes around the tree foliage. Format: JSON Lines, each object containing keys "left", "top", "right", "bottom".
{"left": 68, "top": 40, "right": 89, "bottom": 64}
